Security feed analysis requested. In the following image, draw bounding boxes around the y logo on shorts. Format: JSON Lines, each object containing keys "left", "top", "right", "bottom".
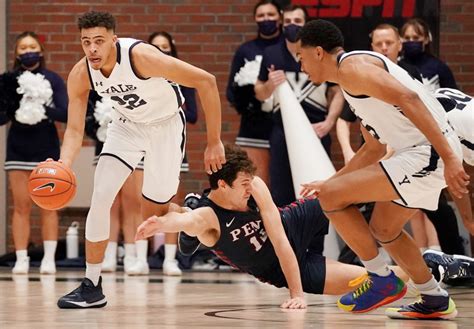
{"left": 398, "top": 175, "right": 411, "bottom": 186}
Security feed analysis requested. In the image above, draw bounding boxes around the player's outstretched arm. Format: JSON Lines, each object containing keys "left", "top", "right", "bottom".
{"left": 135, "top": 207, "right": 213, "bottom": 241}
{"left": 60, "top": 59, "right": 90, "bottom": 168}
{"left": 252, "top": 176, "right": 306, "bottom": 309}
{"left": 338, "top": 57, "right": 469, "bottom": 198}
{"left": 132, "top": 44, "right": 225, "bottom": 174}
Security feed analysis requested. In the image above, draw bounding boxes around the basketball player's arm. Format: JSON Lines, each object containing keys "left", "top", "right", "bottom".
{"left": 448, "top": 189, "right": 474, "bottom": 235}
{"left": 336, "top": 118, "right": 356, "bottom": 164}
{"left": 59, "top": 60, "right": 90, "bottom": 168}
{"left": 131, "top": 44, "right": 225, "bottom": 174}
{"left": 300, "top": 126, "right": 386, "bottom": 197}
{"left": 313, "top": 85, "right": 344, "bottom": 138}
{"left": 338, "top": 58, "right": 469, "bottom": 198}
{"left": 252, "top": 177, "right": 306, "bottom": 309}
{"left": 135, "top": 207, "right": 216, "bottom": 241}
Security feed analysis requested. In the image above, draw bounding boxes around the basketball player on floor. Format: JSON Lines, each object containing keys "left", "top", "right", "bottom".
{"left": 56, "top": 11, "right": 225, "bottom": 309}
{"left": 136, "top": 144, "right": 393, "bottom": 309}
{"left": 297, "top": 20, "right": 468, "bottom": 320}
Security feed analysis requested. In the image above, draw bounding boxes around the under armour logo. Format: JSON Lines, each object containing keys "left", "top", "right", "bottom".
{"left": 398, "top": 175, "right": 411, "bottom": 186}
{"left": 95, "top": 81, "right": 103, "bottom": 87}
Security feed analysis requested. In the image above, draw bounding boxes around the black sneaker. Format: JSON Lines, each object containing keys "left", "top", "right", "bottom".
{"left": 183, "top": 192, "right": 201, "bottom": 210}
{"left": 178, "top": 193, "right": 202, "bottom": 256}
{"left": 57, "top": 277, "right": 107, "bottom": 309}
{"left": 423, "top": 249, "right": 473, "bottom": 285}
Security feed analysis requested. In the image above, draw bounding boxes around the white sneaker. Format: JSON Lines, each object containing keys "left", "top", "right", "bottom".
{"left": 101, "top": 257, "right": 117, "bottom": 272}
{"left": 163, "top": 259, "right": 182, "bottom": 276}
{"left": 126, "top": 258, "right": 149, "bottom": 276}
{"left": 40, "top": 259, "right": 56, "bottom": 274}
{"left": 12, "top": 257, "right": 30, "bottom": 274}
{"left": 123, "top": 255, "right": 137, "bottom": 273}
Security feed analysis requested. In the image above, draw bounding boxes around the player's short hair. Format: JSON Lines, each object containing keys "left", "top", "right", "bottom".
{"left": 209, "top": 145, "right": 256, "bottom": 189}
{"left": 78, "top": 11, "right": 116, "bottom": 32}
{"left": 297, "top": 19, "right": 344, "bottom": 53}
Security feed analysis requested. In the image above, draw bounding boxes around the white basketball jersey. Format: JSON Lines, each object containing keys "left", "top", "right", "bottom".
{"left": 338, "top": 51, "right": 449, "bottom": 150}
{"left": 435, "top": 88, "right": 474, "bottom": 166}
{"left": 87, "top": 38, "right": 184, "bottom": 124}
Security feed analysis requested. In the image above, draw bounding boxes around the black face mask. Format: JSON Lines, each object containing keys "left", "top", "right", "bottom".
{"left": 18, "top": 52, "right": 42, "bottom": 68}
{"left": 283, "top": 24, "right": 302, "bottom": 43}
{"left": 403, "top": 41, "right": 424, "bottom": 59}
{"left": 161, "top": 50, "right": 173, "bottom": 56}
{"left": 257, "top": 20, "right": 278, "bottom": 37}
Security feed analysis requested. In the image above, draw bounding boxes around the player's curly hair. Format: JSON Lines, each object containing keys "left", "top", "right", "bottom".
{"left": 297, "top": 19, "right": 344, "bottom": 53}
{"left": 209, "top": 145, "right": 256, "bottom": 189}
{"left": 78, "top": 11, "right": 116, "bottom": 31}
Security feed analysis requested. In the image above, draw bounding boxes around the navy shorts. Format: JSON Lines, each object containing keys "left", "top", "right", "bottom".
{"left": 263, "top": 197, "right": 329, "bottom": 294}
{"left": 5, "top": 123, "right": 60, "bottom": 171}
{"left": 235, "top": 112, "right": 272, "bottom": 149}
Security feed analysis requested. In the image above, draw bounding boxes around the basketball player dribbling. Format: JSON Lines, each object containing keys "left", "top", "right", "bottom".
{"left": 57, "top": 11, "right": 225, "bottom": 309}
{"left": 297, "top": 20, "right": 469, "bottom": 319}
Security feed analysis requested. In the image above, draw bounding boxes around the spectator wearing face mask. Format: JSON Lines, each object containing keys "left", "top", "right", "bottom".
{"left": 0, "top": 31, "right": 68, "bottom": 274}
{"left": 254, "top": 4, "right": 344, "bottom": 207}
{"left": 400, "top": 18, "right": 457, "bottom": 92}
{"left": 226, "top": 0, "right": 284, "bottom": 186}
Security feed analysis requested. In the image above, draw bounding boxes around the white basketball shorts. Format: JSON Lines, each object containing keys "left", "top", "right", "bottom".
{"left": 100, "top": 110, "right": 186, "bottom": 203}
{"left": 380, "top": 128, "right": 462, "bottom": 211}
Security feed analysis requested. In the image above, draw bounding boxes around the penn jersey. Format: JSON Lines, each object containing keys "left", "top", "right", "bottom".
{"left": 435, "top": 88, "right": 474, "bottom": 166}
{"left": 197, "top": 195, "right": 282, "bottom": 283}
{"left": 338, "top": 51, "right": 450, "bottom": 151}
{"left": 86, "top": 38, "right": 184, "bottom": 124}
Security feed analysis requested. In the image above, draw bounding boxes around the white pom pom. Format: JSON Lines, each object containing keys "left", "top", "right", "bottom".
{"left": 15, "top": 71, "right": 52, "bottom": 125}
{"left": 233, "top": 55, "right": 263, "bottom": 87}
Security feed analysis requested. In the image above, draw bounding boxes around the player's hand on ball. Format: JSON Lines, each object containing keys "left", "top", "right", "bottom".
{"left": 280, "top": 296, "right": 307, "bottom": 309}
{"left": 300, "top": 180, "right": 324, "bottom": 198}
{"left": 135, "top": 216, "right": 161, "bottom": 241}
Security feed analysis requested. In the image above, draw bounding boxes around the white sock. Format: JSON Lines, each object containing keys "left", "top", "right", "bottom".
{"left": 415, "top": 276, "right": 448, "bottom": 297}
{"left": 420, "top": 247, "right": 427, "bottom": 254}
{"left": 16, "top": 249, "right": 28, "bottom": 260}
{"left": 104, "top": 241, "right": 118, "bottom": 263}
{"left": 42, "top": 240, "right": 57, "bottom": 262}
{"left": 85, "top": 262, "right": 102, "bottom": 286}
{"left": 124, "top": 243, "right": 136, "bottom": 258}
{"left": 428, "top": 245, "right": 442, "bottom": 251}
{"left": 135, "top": 240, "right": 148, "bottom": 262}
{"left": 164, "top": 244, "right": 177, "bottom": 261}
{"left": 361, "top": 252, "right": 391, "bottom": 277}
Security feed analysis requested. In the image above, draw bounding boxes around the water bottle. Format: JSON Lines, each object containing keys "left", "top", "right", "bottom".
{"left": 66, "top": 221, "right": 80, "bottom": 259}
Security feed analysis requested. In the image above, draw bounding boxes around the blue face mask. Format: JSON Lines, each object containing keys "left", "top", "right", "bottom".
{"left": 18, "top": 52, "right": 42, "bottom": 68}
{"left": 403, "top": 41, "right": 424, "bottom": 59}
{"left": 283, "top": 24, "right": 302, "bottom": 43}
{"left": 257, "top": 20, "right": 278, "bottom": 37}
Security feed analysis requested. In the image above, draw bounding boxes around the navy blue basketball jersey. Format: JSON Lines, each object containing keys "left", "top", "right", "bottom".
{"left": 197, "top": 194, "right": 281, "bottom": 282}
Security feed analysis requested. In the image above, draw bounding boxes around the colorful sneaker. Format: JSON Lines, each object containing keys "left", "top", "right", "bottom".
{"left": 337, "top": 271, "right": 406, "bottom": 313}
{"left": 423, "top": 249, "right": 473, "bottom": 285}
{"left": 57, "top": 277, "right": 107, "bottom": 309}
{"left": 385, "top": 294, "right": 457, "bottom": 320}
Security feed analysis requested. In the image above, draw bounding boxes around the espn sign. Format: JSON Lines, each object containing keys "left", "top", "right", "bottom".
{"left": 292, "top": 0, "right": 416, "bottom": 18}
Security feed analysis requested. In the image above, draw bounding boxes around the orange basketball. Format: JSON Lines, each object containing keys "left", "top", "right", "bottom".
{"left": 28, "top": 161, "right": 77, "bottom": 210}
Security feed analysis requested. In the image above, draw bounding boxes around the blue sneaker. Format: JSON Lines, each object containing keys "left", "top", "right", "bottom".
{"left": 423, "top": 249, "right": 473, "bottom": 286}
{"left": 337, "top": 271, "right": 406, "bottom": 313}
{"left": 385, "top": 294, "right": 457, "bottom": 319}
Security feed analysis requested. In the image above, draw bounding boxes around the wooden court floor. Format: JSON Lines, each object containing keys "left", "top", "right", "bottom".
{"left": 0, "top": 268, "right": 473, "bottom": 329}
